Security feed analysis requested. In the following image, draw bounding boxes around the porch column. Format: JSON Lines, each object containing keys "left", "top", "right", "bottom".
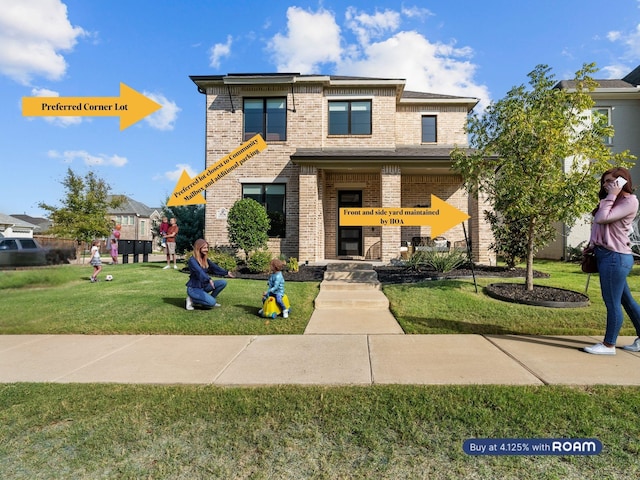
{"left": 380, "top": 165, "right": 401, "bottom": 262}
{"left": 298, "top": 165, "right": 322, "bottom": 263}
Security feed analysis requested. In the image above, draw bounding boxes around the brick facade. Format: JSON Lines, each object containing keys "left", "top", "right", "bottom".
{"left": 190, "top": 74, "right": 495, "bottom": 264}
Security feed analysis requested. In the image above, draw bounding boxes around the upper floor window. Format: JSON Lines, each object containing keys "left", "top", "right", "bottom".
{"left": 242, "top": 183, "right": 286, "bottom": 238}
{"left": 422, "top": 115, "right": 437, "bottom": 143}
{"left": 592, "top": 107, "right": 612, "bottom": 145}
{"left": 243, "top": 98, "right": 287, "bottom": 142}
{"left": 328, "top": 100, "right": 372, "bottom": 135}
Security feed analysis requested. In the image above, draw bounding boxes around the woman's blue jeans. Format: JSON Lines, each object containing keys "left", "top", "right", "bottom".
{"left": 187, "top": 279, "right": 227, "bottom": 308}
{"left": 595, "top": 246, "right": 640, "bottom": 344}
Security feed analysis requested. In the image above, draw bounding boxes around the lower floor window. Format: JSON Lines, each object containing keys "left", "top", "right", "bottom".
{"left": 242, "top": 183, "right": 286, "bottom": 237}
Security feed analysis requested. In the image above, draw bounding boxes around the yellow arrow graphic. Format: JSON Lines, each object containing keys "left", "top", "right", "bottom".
{"left": 22, "top": 83, "right": 163, "bottom": 130}
{"left": 167, "top": 134, "right": 268, "bottom": 207}
{"left": 340, "top": 195, "right": 470, "bottom": 237}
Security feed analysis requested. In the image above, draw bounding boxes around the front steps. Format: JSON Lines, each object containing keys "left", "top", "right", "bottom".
{"left": 304, "top": 263, "right": 404, "bottom": 335}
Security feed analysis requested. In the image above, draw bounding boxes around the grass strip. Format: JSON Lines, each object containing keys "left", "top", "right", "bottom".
{"left": 1, "top": 384, "right": 638, "bottom": 479}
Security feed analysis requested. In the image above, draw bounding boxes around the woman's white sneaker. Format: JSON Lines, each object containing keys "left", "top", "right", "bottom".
{"left": 186, "top": 296, "right": 194, "bottom": 311}
{"left": 622, "top": 337, "right": 640, "bottom": 352}
{"left": 584, "top": 343, "right": 616, "bottom": 355}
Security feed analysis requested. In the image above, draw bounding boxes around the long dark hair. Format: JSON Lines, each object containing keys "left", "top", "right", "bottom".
{"left": 598, "top": 167, "right": 633, "bottom": 199}
{"left": 592, "top": 167, "right": 634, "bottom": 215}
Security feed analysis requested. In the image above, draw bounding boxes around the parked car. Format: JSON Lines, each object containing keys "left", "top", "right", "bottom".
{"left": 0, "top": 237, "right": 48, "bottom": 267}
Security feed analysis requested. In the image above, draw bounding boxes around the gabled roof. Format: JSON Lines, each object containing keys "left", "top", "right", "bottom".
{"left": 9, "top": 214, "right": 51, "bottom": 232}
{"left": 555, "top": 79, "right": 637, "bottom": 90}
{"left": 0, "top": 213, "right": 38, "bottom": 229}
{"left": 623, "top": 65, "right": 640, "bottom": 86}
{"left": 189, "top": 73, "right": 478, "bottom": 109}
{"left": 106, "top": 195, "right": 156, "bottom": 217}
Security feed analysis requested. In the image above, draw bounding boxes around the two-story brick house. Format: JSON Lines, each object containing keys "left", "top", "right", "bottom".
{"left": 189, "top": 73, "right": 494, "bottom": 264}
{"left": 540, "top": 66, "right": 640, "bottom": 259}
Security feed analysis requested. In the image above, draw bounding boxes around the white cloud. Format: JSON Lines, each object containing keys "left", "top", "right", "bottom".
{"left": 143, "top": 92, "right": 180, "bottom": 131}
{"left": 48, "top": 149, "right": 128, "bottom": 167}
{"left": 267, "top": 6, "right": 490, "bottom": 108}
{"left": 0, "top": 0, "right": 86, "bottom": 84}
{"left": 268, "top": 7, "right": 342, "bottom": 72}
{"left": 607, "top": 31, "right": 621, "bottom": 42}
{"left": 158, "top": 164, "right": 199, "bottom": 182}
{"left": 601, "top": 64, "right": 630, "bottom": 79}
{"left": 401, "top": 6, "right": 434, "bottom": 20}
{"left": 340, "top": 31, "right": 489, "bottom": 108}
{"left": 345, "top": 7, "right": 400, "bottom": 45}
{"left": 603, "top": 23, "right": 640, "bottom": 74}
{"left": 210, "top": 35, "right": 232, "bottom": 68}
{"left": 30, "top": 87, "right": 83, "bottom": 127}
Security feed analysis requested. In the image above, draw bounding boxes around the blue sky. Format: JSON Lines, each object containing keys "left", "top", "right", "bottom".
{"left": 2, "top": 0, "right": 640, "bottom": 217}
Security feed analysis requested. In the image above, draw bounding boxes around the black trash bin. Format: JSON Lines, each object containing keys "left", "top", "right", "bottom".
{"left": 134, "top": 240, "right": 153, "bottom": 262}
{"left": 119, "top": 240, "right": 134, "bottom": 263}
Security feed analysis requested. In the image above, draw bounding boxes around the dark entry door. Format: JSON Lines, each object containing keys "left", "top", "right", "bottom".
{"left": 338, "top": 190, "right": 363, "bottom": 256}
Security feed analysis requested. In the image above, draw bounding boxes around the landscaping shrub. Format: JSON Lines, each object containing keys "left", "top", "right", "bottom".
{"left": 407, "top": 249, "right": 467, "bottom": 273}
{"left": 183, "top": 247, "right": 237, "bottom": 271}
{"left": 287, "top": 257, "right": 299, "bottom": 273}
{"left": 247, "top": 249, "right": 272, "bottom": 273}
{"left": 227, "top": 198, "right": 270, "bottom": 258}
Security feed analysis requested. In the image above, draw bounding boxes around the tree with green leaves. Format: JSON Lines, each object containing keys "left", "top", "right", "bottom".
{"left": 39, "top": 168, "right": 123, "bottom": 247}
{"left": 452, "top": 63, "right": 634, "bottom": 290}
{"left": 227, "top": 198, "right": 270, "bottom": 259}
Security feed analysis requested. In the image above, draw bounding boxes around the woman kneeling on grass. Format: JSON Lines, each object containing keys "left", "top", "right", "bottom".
{"left": 185, "top": 239, "right": 234, "bottom": 310}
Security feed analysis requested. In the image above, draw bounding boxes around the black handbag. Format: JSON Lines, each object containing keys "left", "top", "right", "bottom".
{"left": 581, "top": 246, "right": 598, "bottom": 273}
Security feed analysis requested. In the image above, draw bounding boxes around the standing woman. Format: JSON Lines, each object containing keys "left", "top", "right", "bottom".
{"left": 584, "top": 167, "right": 640, "bottom": 355}
{"left": 185, "top": 239, "right": 234, "bottom": 310}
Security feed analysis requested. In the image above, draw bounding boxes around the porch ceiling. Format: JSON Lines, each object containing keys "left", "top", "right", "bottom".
{"left": 290, "top": 146, "right": 473, "bottom": 174}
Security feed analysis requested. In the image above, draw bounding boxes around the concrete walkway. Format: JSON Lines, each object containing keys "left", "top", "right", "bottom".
{"left": 304, "top": 262, "right": 404, "bottom": 334}
{"left": 2, "top": 262, "right": 640, "bottom": 386}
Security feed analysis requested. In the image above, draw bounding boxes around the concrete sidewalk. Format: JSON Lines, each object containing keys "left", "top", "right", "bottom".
{"left": 1, "top": 333, "right": 639, "bottom": 385}
{"left": 2, "top": 262, "right": 640, "bottom": 386}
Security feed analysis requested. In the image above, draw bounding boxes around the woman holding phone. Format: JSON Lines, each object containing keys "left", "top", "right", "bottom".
{"left": 584, "top": 167, "right": 640, "bottom": 355}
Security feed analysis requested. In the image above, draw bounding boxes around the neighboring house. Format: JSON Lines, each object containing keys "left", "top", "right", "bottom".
{"left": 541, "top": 67, "right": 640, "bottom": 259}
{"left": 106, "top": 195, "right": 161, "bottom": 247}
{"left": 0, "top": 213, "right": 38, "bottom": 238}
{"left": 189, "top": 73, "right": 495, "bottom": 264}
{"left": 9, "top": 214, "right": 52, "bottom": 234}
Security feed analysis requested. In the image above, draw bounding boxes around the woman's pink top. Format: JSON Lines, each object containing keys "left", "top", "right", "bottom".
{"left": 590, "top": 193, "right": 638, "bottom": 254}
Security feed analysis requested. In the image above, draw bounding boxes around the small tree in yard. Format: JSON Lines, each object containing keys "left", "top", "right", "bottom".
{"left": 39, "top": 168, "right": 123, "bottom": 253}
{"left": 161, "top": 203, "right": 204, "bottom": 254}
{"left": 452, "top": 63, "right": 634, "bottom": 290}
{"left": 227, "top": 198, "right": 270, "bottom": 259}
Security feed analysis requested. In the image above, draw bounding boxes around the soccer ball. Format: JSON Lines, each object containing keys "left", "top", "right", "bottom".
{"left": 105, "top": 274, "right": 113, "bottom": 281}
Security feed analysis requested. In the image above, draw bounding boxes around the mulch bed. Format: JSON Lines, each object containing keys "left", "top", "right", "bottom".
{"left": 234, "top": 263, "right": 587, "bottom": 306}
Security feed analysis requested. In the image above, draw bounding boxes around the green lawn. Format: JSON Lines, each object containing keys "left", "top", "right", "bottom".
{"left": 1, "top": 384, "right": 638, "bottom": 479}
{"left": 2, "top": 259, "right": 639, "bottom": 337}
{"left": 0, "top": 262, "right": 319, "bottom": 335}
{"left": 2, "top": 260, "right": 640, "bottom": 478}
{"left": 385, "top": 259, "right": 640, "bottom": 337}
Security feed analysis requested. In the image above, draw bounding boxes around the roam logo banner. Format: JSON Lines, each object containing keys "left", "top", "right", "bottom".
{"left": 167, "top": 134, "right": 267, "bottom": 207}
{"left": 463, "top": 438, "right": 603, "bottom": 456}
{"left": 339, "top": 194, "right": 470, "bottom": 237}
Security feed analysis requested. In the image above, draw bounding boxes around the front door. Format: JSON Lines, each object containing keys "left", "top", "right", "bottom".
{"left": 338, "top": 190, "right": 363, "bottom": 256}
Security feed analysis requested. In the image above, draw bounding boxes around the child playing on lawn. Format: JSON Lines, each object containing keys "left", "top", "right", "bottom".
{"left": 89, "top": 240, "right": 102, "bottom": 282}
{"left": 259, "top": 259, "right": 289, "bottom": 318}
{"left": 110, "top": 238, "right": 118, "bottom": 264}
